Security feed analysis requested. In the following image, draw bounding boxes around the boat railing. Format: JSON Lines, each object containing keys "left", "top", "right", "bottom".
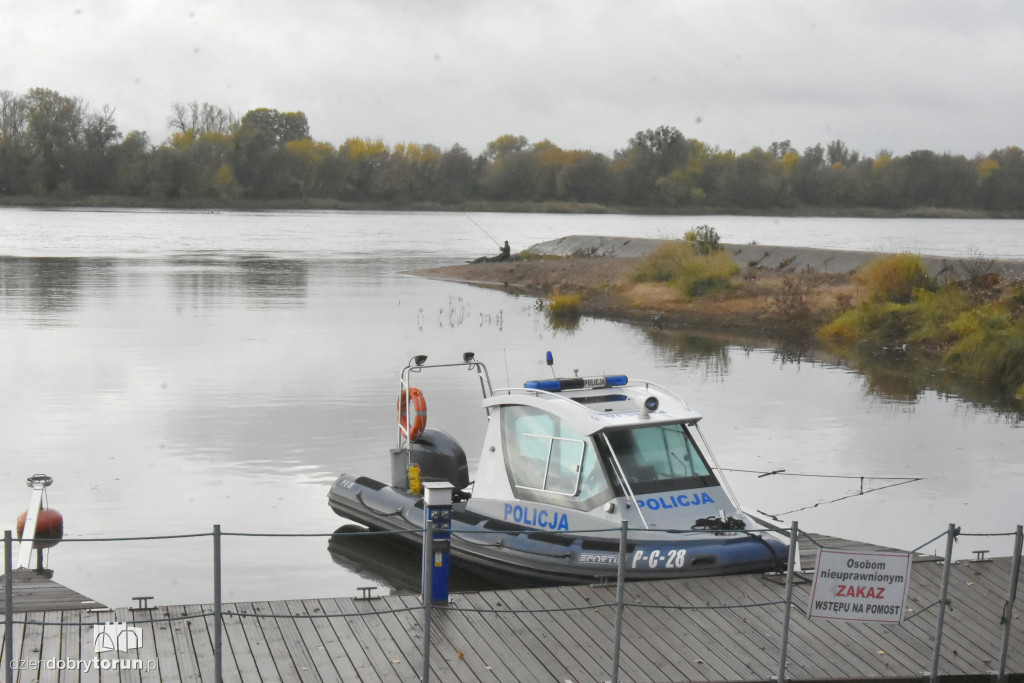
{"left": 398, "top": 352, "right": 494, "bottom": 450}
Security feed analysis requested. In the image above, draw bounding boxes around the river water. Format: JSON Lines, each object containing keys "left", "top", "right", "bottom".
{"left": 1, "top": 208, "right": 1022, "bottom": 607}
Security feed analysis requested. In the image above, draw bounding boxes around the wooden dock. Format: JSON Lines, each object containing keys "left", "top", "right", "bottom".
{"left": 2, "top": 536, "right": 1021, "bottom": 681}
{"left": 0, "top": 569, "right": 106, "bottom": 612}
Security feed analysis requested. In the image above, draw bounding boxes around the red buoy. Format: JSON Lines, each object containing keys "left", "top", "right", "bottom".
{"left": 16, "top": 508, "right": 64, "bottom": 549}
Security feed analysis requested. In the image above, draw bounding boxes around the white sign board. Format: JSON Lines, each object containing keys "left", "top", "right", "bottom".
{"left": 807, "top": 549, "right": 912, "bottom": 624}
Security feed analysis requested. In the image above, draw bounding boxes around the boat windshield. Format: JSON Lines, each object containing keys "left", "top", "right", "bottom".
{"left": 601, "top": 423, "right": 719, "bottom": 495}
{"left": 500, "top": 404, "right": 612, "bottom": 509}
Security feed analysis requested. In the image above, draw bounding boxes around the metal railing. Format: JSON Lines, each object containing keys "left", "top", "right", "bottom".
{"left": 4, "top": 522, "right": 1022, "bottom": 683}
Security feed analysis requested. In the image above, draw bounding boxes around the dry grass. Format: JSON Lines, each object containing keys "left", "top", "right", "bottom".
{"left": 855, "top": 253, "right": 935, "bottom": 303}
{"left": 548, "top": 291, "right": 583, "bottom": 316}
{"left": 626, "top": 282, "right": 683, "bottom": 309}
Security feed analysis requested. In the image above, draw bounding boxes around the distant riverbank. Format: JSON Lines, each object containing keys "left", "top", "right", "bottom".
{"left": 1, "top": 195, "right": 1020, "bottom": 220}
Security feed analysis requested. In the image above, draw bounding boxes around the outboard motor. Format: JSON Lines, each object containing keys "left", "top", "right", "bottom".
{"left": 391, "top": 428, "right": 470, "bottom": 497}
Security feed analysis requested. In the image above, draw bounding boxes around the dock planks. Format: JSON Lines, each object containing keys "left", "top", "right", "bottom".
{"left": 1, "top": 569, "right": 106, "bottom": 613}
{"left": 2, "top": 539, "right": 1021, "bottom": 682}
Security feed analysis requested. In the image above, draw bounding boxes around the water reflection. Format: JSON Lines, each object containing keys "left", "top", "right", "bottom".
{"left": 641, "top": 320, "right": 1022, "bottom": 420}
{"left": 168, "top": 256, "right": 309, "bottom": 310}
{"left": 823, "top": 342, "right": 1024, "bottom": 420}
{"left": 326, "top": 525, "right": 502, "bottom": 595}
{"left": 0, "top": 257, "right": 112, "bottom": 323}
{"left": 642, "top": 329, "right": 732, "bottom": 381}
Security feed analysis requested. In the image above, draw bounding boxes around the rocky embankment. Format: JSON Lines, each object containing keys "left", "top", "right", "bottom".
{"left": 523, "top": 235, "right": 1024, "bottom": 279}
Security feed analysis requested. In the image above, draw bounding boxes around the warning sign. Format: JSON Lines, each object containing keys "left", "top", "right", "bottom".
{"left": 807, "top": 549, "right": 912, "bottom": 624}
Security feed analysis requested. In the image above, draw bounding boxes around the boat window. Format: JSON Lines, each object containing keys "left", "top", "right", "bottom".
{"left": 500, "top": 405, "right": 610, "bottom": 505}
{"left": 602, "top": 423, "right": 718, "bottom": 495}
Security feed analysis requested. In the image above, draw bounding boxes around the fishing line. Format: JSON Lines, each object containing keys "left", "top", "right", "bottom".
{"left": 464, "top": 213, "right": 502, "bottom": 248}
{"left": 759, "top": 477, "right": 923, "bottom": 519}
{"left": 722, "top": 467, "right": 924, "bottom": 519}
{"left": 722, "top": 467, "right": 923, "bottom": 483}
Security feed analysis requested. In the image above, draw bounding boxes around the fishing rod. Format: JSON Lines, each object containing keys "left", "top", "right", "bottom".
{"left": 464, "top": 213, "right": 502, "bottom": 248}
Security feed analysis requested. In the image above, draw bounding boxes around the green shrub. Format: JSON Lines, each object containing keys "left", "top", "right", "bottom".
{"left": 945, "top": 302, "right": 1024, "bottom": 396}
{"left": 632, "top": 241, "right": 738, "bottom": 299}
{"left": 905, "top": 285, "right": 970, "bottom": 344}
{"left": 855, "top": 253, "right": 935, "bottom": 304}
{"left": 819, "top": 301, "right": 918, "bottom": 344}
{"left": 820, "top": 273, "right": 1024, "bottom": 400}
{"left": 683, "top": 224, "right": 722, "bottom": 255}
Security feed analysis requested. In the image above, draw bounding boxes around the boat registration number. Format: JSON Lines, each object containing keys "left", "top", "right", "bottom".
{"left": 631, "top": 548, "right": 687, "bottom": 570}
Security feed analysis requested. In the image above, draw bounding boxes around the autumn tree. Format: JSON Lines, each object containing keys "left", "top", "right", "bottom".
{"left": 615, "top": 125, "right": 690, "bottom": 205}
{"left": 232, "top": 108, "right": 311, "bottom": 197}
{"left": 109, "top": 130, "right": 152, "bottom": 196}
{"left": 480, "top": 134, "right": 542, "bottom": 200}
{"left": 168, "top": 102, "right": 237, "bottom": 137}
{"left": 720, "top": 147, "right": 785, "bottom": 208}
{"left": 978, "top": 147, "right": 1024, "bottom": 211}
{"left": 337, "top": 137, "right": 390, "bottom": 199}
{"left": 0, "top": 90, "right": 34, "bottom": 193}
{"left": 23, "top": 88, "right": 86, "bottom": 193}
{"left": 556, "top": 151, "right": 614, "bottom": 203}
{"left": 79, "top": 104, "right": 122, "bottom": 193}
{"left": 433, "top": 143, "right": 477, "bottom": 203}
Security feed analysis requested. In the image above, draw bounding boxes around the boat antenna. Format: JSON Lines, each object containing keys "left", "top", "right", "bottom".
{"left": 546, "top": 350, "right": 556, "bottom": 378}
{"left": 503, "top": 347, "right": 510, "bottom": 386}
{"left": 464, "top": 213, "right": 502, "bottom": 249}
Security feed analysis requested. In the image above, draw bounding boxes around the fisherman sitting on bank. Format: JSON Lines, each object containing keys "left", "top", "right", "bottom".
{"left": 470, "top": 240, "right": 513, "bottom": 263}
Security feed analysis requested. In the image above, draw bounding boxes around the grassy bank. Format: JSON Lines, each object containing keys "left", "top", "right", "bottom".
{"left": 819, "top": 253, "right": 1024, "bottom": 399}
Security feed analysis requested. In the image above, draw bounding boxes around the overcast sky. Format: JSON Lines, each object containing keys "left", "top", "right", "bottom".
{"left": 3, "top": 1, "right": 1022, "bottom": 159}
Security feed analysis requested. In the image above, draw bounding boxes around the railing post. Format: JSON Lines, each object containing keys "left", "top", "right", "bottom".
{"left": 610, "top": 521, "right": 628, "bottom": 683}
{"left": 421, "top": 520, "right": 434, "bottom": 683}
{"left": 4, "top": 530, "right": 13, "bottom": 683}
{"left": 213, "top": 524, "right": 223, "bottom": 683}
{"left": 775, "top": 521, "right": 799, "bottom": 683}
{"left": 928, "top": 523, "right": 958, "bottom": 683}
{"left": 996, "top": 525, "right": 1022, "bottom": 682}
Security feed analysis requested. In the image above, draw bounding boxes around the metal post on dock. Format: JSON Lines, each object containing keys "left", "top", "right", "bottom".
{"left": 996, "top": 524, "right": 1022, "bottom": 682}
{"left": 928, "top": 523, "right": 958, "bottom": 683}
{"left": 421, "top": 518, "right": 434, "bottom": 683}
{"left": 775, "top": 521, "right": 799, "bottom": 683}
{"left": 4, "top": 530, "right": 13, "bottom": 683}
{"left": 423, "top": 483, "right": 453, "bottom": 603}
{"left": 213, "top": 524, "right": 223, "bottom": 683}
{"left": 610, "top": 520, "right": 629, "bottom": 683}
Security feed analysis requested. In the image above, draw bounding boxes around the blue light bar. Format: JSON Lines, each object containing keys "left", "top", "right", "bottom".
{"left": 524, "top": 375, "right": 629, "bottom": 392}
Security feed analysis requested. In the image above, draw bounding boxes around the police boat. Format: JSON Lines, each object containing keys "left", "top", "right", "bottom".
{"left": 328, "top": 353, "right": 789, "bottom": 585}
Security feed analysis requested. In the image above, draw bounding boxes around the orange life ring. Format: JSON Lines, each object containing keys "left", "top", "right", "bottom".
{"left": 16, "top": 508, "right": 64, "bottom": 548}
{"left": 399, "top": 387, "right": 427, "bottom": 442}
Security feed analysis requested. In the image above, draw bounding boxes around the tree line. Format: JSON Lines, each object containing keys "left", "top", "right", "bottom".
{"left": 1, "top": 87, "right": 1022, "bottom": 213}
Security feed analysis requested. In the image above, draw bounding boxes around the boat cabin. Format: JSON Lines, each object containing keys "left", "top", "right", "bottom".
{"left": 389, "top": 355, "right": 745, "bottom": 534}
{"left": 468, "top": 374, "right": 742, "bottom": 531}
